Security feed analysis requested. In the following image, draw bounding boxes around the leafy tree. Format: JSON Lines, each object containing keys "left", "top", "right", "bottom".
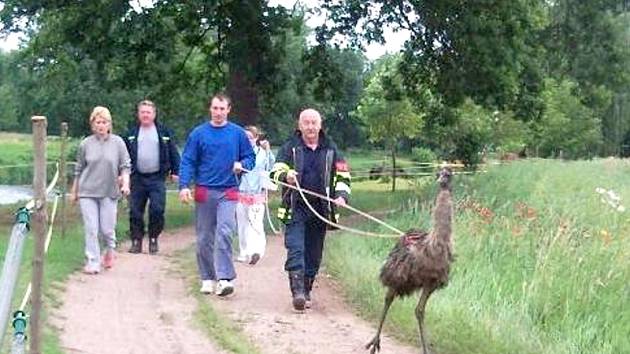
{"left": 492, "top": 111, "right": 528, "bottom": 156}
{"left": 318, "top": 0, "right": 547, "bottom": 110}
{"left": 0, "top": 0, "right": 297, "bottom": 127}
{"left": 0, "top": 3, "right": 369, "bottom": 149}
{"left": 0, "top": 52, "right": 20, "bottom": 130}
{"left": 542, "top": 1, "right": 630, "bottom": 155}
{"left": 255, "top": 18, "right": 367, "bottom": 148}
{"left": 355, "top": 55, "right": 424, "bottom": 191}
{"left": 531, "top": 78, "right": 602, "bottom": 158}
{"left": 421, "top": 99, "right": 493, "bottom": 166}
{"left": 307, "top": 47, "right": 367, "bottom": 149}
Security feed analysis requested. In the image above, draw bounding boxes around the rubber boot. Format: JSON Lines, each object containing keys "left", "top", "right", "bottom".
{"left": 128, "top": 238, "right": 142, "bottom": 254}
{"left": 304, "top": 276, "right": 314, "bottom": 309}
{"left": 289, "top": 270, "right": 306, "bottom": 311}
{"left": 149, "top": 237, "right": 159, "bottom": 255}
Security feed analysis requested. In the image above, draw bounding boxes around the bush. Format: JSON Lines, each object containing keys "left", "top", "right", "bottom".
{"left": 531, "top": 78, "right": 602, "bottom": 158}
{"left": 410, "top": 147, "right": 437, "bottom": 163}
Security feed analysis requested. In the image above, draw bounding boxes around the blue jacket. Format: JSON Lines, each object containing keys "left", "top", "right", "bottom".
{"left": 123, "top": 122, "right": 180, "bottom": 177}
{"left": 179, "top": 121, "right": 255, "bottom": 189}
{"left": 239, "top": 146, "right": 275, "bottom": 194}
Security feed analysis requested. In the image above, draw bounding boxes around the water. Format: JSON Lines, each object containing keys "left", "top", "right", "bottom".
{"left": 0, "top": 185, "right": 35, "bottom": 205}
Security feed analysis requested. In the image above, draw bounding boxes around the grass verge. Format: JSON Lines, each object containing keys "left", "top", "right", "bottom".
{"left": 325, "top": 158, "right": 630, "bottom": 354}
{"left": 172, "top": 247, "right": 261, "bottom": 354}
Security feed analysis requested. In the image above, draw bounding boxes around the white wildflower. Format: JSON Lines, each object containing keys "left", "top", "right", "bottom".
{"left": 606, "top": 190, "right": 620, "bottom": 202}
{"left": 596, "top": 187, "right": 625, "bottom": 212}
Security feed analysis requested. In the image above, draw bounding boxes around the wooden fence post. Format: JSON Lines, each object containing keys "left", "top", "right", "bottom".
{"left": 59, "top": 122, "right": 68, "bottom": 238}
{"left": 30, "top": 116, "right": 47, "bottom": 354}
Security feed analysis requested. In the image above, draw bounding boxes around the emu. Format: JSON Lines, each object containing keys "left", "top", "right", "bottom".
{"left": 366, "top": 167, "right": 454, "bottom": 354}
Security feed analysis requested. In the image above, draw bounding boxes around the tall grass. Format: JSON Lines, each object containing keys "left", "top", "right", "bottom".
{"left": 325, "top": 158, "right": 630, "bottom": 354}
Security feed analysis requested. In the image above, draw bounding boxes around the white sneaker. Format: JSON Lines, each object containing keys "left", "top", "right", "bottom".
{"left": 236, "top": 255, "right": 248, "bottom": 263}
{"left": 215, "top": 280, "right": 234, "bottom": 297}
{"left": 200, "top": 280, "right": 216, "bottom": 294}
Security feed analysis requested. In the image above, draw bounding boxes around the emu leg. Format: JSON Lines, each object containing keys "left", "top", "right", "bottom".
{"left": 366, "top": 288, "right": 396, "bottom": 353}
{"left": 415, "top": 285, "right": 436, "bottom": 354}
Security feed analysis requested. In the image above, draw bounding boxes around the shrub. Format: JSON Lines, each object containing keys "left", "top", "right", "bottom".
{"left": 410, "top": 147, "right": 437, "bottom": 163}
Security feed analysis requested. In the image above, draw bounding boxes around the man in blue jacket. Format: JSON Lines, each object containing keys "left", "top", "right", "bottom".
{"left": 124, "top": 100, "right": 180, "bottom": 255}
{"left": 179, "top": 93, "right": 255, "bottom": 297}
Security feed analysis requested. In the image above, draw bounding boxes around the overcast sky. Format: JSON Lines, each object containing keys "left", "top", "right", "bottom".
{"left": 1, "top": 0, "right": 409, "bottom": 60}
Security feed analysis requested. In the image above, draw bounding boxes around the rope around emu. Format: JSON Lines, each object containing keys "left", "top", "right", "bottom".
{"left": 242, "top": 168, "right": 404, "bottom": 238}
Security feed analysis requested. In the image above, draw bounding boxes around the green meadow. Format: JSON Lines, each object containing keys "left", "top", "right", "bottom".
{"left": 325, "top": 158, "right": 629, "bottom": 354}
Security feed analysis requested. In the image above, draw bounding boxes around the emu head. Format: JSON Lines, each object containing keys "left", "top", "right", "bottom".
{"left": 436, "top": 167, "right": 453, "bottom": 189}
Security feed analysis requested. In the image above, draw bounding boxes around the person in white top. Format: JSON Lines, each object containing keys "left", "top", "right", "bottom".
{"left": 236, "top": 126, "right": 275, "bottom": 265}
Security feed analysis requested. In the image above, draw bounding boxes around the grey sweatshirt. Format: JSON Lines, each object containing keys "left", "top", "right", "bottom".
{"left": 74, "top": 134, "right": 131, "bottom": 199}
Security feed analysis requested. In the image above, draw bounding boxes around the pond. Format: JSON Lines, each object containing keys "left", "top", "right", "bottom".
{"left": 0, "top": 185, "right": 36, "bottom": 205}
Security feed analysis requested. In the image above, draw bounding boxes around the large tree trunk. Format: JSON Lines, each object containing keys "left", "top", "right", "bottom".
{"left": 224, "top": 0, "right": 263, "bottom": 127}
{"left": 227, "top": 67, "right": 259, "bottom": 126}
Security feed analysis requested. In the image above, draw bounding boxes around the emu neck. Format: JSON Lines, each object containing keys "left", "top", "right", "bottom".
{"left": 431, "top": 188, "right": 453, "bottom": 244}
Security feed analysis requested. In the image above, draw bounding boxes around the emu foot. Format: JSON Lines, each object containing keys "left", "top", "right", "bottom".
{"left": 365, "top": 336, "right": 381, "bottom": 353}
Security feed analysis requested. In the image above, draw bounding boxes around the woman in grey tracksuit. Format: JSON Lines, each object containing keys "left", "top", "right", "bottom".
{"left": 71, "top": 106, "right": 131, "bottom": 274}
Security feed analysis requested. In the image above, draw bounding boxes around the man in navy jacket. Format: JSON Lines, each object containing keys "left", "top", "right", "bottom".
{"left": 123, "top": 100, "right": 180, "bottom": 255}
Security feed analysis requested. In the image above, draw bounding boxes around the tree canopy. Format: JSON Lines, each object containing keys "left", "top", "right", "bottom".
{"left": 0, "top": 0, "right": 628, "bottom": 161}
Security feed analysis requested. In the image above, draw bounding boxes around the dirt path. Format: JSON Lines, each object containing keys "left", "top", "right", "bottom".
{"left": 52, "top": 232, "right": 226, "bottom": 354}
{"left": 199, "top": 229, "right": 418, "bottom": 354}
{"left": 54, "top": 228, "right": 417, "bottom": 354}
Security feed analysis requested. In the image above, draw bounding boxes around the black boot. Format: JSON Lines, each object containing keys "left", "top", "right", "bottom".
{"left": 289, "top": 270, "right": 306, "bottom": 311}
{"left": 128, "top": 238, "right": 142, "bottom": 254}
{"left": 304, "top": 276, "right": 314, "bottom": 309}
{"left": 149, "top": 237, "right": 159, "bottom": 255}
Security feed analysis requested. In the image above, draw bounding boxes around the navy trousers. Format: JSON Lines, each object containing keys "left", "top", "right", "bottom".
{"left": 129, "top": 173, "right": 166, "bottom": 240}
{"left": 284, "top": 205, "right": 327, "bottom": 278}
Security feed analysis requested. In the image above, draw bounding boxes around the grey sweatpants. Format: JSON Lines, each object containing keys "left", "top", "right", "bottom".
{"left": 195, "top": 188, "right": 237, "bottom": 281}
{"left": 79, "top": 197, "right": 118, "bottom": 270}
